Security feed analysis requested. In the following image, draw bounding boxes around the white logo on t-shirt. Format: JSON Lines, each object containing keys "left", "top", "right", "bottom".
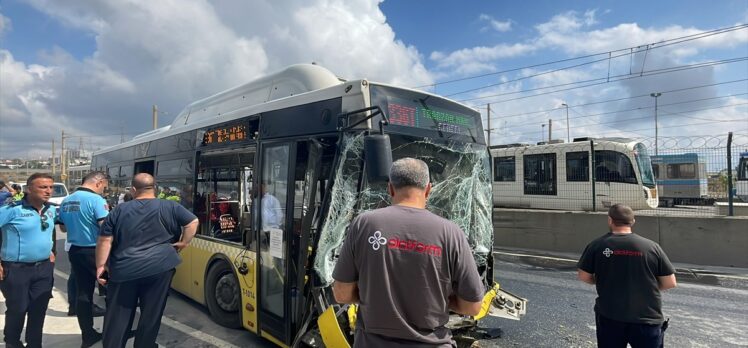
{"left": 368, "top": 231, "right": 387, "bottom": 251}
{"left": 603, "top": 248, "right": 613, "bottom": 258}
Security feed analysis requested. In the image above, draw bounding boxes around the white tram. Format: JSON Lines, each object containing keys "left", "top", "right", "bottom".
{"left": 491, "top": 138, "right": 659, "bottom": 211}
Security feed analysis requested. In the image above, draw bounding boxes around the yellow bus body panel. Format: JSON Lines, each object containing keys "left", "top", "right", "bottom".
{"left": 172, "top": 237, "right": 259, "bottom": 333}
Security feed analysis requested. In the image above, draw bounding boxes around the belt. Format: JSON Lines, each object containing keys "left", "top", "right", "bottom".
{"left": 70, "top": 245, "right": 96, "bottom": 249}
{"left": 1, "top": 259, "right": 50, "bottom": 266}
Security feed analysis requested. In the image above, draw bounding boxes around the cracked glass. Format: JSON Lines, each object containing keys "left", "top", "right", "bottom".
{"left": 314, "top": 133, "right": 493, "bottom": 285}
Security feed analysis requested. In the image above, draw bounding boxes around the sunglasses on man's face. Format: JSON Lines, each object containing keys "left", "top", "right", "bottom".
{"left": 40, "top": 214, "right": 49, "bottom": 230}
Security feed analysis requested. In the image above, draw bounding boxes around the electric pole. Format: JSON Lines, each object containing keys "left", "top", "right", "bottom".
{"left": 60, "top": 130, "right": 67, "bottom": 184}
{"left": 486, "top": 104, "right": 492, "bottom": 147}
{"left": 561, "top": 103, "right": 570, "bottom": 142}
{"left": 650, "top": 92, "right": 662, "bottom": 155}
{"left": 153, "top": 104, "right": 159, "bottom": 130}
{"left": 52, "top": 140, "right": 56, "bottom": 176}
{"left": 548, "top": 119, "right": 552, "bottom": 142}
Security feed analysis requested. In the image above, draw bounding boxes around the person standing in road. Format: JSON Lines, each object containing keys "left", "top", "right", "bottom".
{"left": 58, "top": 171, "right": 111, "bottom": 347}
{"left": 96, "top": 173, "right": 198, "bottom": 348}
{"left": 0, "top": 173, "right": 59, "bottom": 348}
{"left": 578, "top": 204, "right": 677, "bottom": 348}
{"left": 0, "top": 180, "right": 17, "bottom": 206}
{"left": 332, "top": 158, "right": 484, "bottom": 347}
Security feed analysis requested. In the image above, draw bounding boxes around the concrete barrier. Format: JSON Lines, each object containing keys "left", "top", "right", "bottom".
{"left": 494, "top": 209, "right": 748, "bottom": 268}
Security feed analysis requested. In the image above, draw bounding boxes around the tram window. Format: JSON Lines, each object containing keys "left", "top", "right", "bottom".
{"left": 653, "top": 164, "right": 660, "bottom": 179}
{"left": 667, "top": 163, "right": 696, "bottom": 179}
{"left": 120, "top": 165, "right": 133, "bottom": 178}
{"left": 566, "top": 152, "right": 589, "bottom": 182}
{"left": 134, "top": 161, "right": 154, "bottom": 175}
{"left": 594, "top": 151, "right": 637, "bottom": 184}
{"left": 493, "top": 156, "right": 515, "bottom": 182}
{"left": 524, "top": 153, "right": 557, "bottom": 195}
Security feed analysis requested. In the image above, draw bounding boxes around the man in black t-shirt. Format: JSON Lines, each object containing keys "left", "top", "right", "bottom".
{"left": 96, "top": 173, "right": 198, "bottom": 348}
{"left": 578, "top": 204, "right": 677, "bottom": 348}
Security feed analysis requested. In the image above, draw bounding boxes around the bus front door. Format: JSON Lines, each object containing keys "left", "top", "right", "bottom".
{"left": 257, "top": 142, "right": 293, "bottom": 345}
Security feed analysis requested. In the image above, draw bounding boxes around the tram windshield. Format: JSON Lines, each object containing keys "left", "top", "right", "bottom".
{"left": 634, "top": 143, "right": 656, "bottom": 188}
{"left": 314, "top": 133, "right": 493, "bottom": 285}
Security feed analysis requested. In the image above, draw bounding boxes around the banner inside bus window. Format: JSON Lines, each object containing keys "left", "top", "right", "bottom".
{"left": 386, "top": 97, "right": 477, "bottom": 135}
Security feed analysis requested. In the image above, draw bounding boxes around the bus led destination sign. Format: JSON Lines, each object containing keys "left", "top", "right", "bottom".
{"left": 202, "top": 123, "right": 248, "bottom": 145}
{"left": 387, "top": 101, "right": 476, "bottom": 135}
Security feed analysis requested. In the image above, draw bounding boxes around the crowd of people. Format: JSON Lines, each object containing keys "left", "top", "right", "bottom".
{"left": 0, "top": 172, "right": 197, "bottom": 348}
{"left": 0, "top": 158, "right": 677, "bottom": 348}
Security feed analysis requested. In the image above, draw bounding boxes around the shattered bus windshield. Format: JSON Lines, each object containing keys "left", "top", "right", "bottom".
{"left": 314, "top": 133, "right": 493, "bottom": 285}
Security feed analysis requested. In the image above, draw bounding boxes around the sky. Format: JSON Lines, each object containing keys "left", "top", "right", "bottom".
{"left": 0, "top": 0, "right": 747, "bottom": 159}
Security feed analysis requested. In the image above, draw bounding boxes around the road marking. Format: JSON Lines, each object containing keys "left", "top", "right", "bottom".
{"left": 53, "top": 269, "right": 241, "bottom": 348}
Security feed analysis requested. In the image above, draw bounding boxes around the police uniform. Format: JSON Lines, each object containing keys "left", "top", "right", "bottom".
{"left": 58, "top": 187, "right": 109, "bottom": 345}
{"left": 0, "top": 199, "right": 57, "bottom": 348}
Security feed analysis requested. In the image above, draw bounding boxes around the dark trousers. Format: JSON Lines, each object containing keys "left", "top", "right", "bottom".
{"left": 0, "top": 260, "right": 54, "bottom": 348}
{"left": 67, "top": 264, "right": 77, "bottom": 309}
{"left": 69, "top": 245, "right": 98, "bottom": 338}
{"left": 596, "top": 313, "right": 665, "bottom": 348}
{"left": 103, "top": 269, "right": 175, "bottom": 348}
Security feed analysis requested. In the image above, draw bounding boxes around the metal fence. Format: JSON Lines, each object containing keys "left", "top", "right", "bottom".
{"left": 491, "top": 133, "right": 748, "bottom": 217}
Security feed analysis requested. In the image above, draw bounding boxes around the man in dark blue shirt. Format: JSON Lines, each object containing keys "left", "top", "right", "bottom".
{"left": 0, "top": 180, "right": 17, "bottom": 206}
{"left": 0, "top": 173, "right": 58, "bottom": 348}
{"left": 96, "top": 173, "right": 198, "bottom": 348}
{"left": 58, "top": 171, "right": 110, "bottom": 347}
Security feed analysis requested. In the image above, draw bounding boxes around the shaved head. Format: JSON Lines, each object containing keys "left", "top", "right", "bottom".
{"left": 132, "top": 173, "right": 155, "bottom": 190}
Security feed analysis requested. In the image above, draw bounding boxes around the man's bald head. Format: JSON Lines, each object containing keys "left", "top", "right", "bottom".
{"left": 132, "top": 173, "right": 155, "bottom": 190}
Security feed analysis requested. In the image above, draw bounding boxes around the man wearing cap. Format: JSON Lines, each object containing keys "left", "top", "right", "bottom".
{"left": 578, "top": 204, "right": 677, "bottom": 348}
{"left": 0, "top": 173, "right": 59, "bottom": 348}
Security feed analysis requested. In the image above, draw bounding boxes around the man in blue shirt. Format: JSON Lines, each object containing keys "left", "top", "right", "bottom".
{"left": 0, "top": 173, "right": 58, "bottom": 348}
{"left": 96, "top": 173, "right": 198, "bottom": 348}
{"left": 58, "top": 171, "right": 110, "bottom": 348}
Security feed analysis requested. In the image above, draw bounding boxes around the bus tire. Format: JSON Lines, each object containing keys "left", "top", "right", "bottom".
{"left": 205, "top": 261, "right": 242, "bottom": 329}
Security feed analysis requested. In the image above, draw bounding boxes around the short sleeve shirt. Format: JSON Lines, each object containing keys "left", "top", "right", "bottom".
{"left": 578, "top": 232, "right": 675, "bottom": 324}
{"left": 0, "top": 200, "right": 57, "bottom": 262}
{"left": 333, "top": 205, "right": 484, "bottom": 347}
{"left": 58, "top": 188, "right": 109, "bottom": 247}
{"left": 100, "top": 198, "right": 196, "bottom": 282}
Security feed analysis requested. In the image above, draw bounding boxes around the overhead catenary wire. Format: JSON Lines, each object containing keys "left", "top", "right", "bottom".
{"left": 417, "top": 23, "right": 748, "bottom": 91}
{"left": 458, "top": 56, "right": 748, "bottom": 104}
{"left": 507, "top": 102, "right": 748, "bottom": 136}
{"left": 469, "top": 79, "right": 748, "bottom": 119}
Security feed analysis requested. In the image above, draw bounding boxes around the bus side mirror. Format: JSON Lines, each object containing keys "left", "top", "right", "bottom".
{"left": 364, "top": 134, "right": 392, "bottom": 183}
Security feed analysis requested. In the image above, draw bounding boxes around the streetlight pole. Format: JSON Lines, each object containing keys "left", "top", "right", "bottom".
{"left": 650, "top": 92, "right": 662, "bottom": 155}
{"left": 541, "top": 124, "right": 546, "bottom": 143}
{"left": 561, "top": 103, "right": 570, "bottom": 143}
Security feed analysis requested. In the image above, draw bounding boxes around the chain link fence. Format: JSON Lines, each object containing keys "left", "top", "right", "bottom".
{"left": 491, "top": 133, "right": 748, "bottom": 217}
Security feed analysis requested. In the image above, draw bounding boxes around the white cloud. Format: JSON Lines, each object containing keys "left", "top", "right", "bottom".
{"left": 0, "top": 10, "right": 10, "bottom": 37}
{"left": 479, "top": 14, "right": 512, "bottom": 33}
{"left": 0, "top": 0, "right": 434, "bottom": 157}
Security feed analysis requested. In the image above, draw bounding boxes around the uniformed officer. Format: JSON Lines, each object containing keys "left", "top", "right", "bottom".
{"left": 58, "top": 171, "right": 110, "bottom": 348}
{"left": 0, "top": 173, "right": 58, "bottom": 348}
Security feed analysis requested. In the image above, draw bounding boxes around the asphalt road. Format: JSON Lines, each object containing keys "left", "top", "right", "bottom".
{"left": 479, "top": 260, "right": 748, "bottom": 348}
{"left": 3, "top": 237, "right": 746, "bottom": 347}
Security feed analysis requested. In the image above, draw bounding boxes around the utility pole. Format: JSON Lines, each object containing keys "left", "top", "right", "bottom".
{"left": 52, "top": 140, "right": 56, "bottom": 176}
{"left": 60, "top": 130, "right": 67, "bottom": 184}
{"left": 548, "top": 119, "right": 552, "bottom": 141}
{"left": 486, "top": 104, "right": 492, "bottom": 147}
{"left": 541, "top": 124, "right": 546, "bottom": 143}
{"left": 153, "top": 104, "right": 158, "bottom": 130}
{"left": 561, "top": 103, "right": 570, "bottom": 142}
{"left": 650, "top": 92, "right": 662, "bottom": 155}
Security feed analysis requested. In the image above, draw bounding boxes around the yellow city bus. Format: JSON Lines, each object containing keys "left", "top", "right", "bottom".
{"left": 91, "top": 64, "right": 526, "bottom": 347}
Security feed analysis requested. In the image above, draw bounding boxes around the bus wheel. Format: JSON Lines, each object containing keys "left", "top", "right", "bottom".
{"left": 205, "top": 261, "right": 242, "bottom": 328}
